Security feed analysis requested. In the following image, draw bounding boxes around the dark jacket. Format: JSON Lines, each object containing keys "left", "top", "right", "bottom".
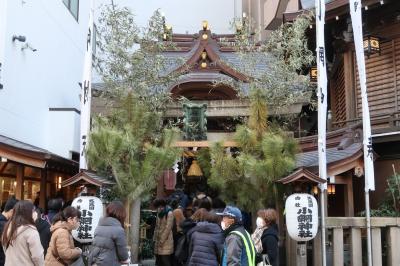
{"left": 47, "top": 211, "right": 58, "bottom": 224}
{"left": 36, "top": 217, "right": 51, "bottom": 256}
{"left": 188, "top": 222, "right": 224, "bottom": 266}
{"left": 88, "top": 217, "right": 129, "bottom": 266}
{"left": 221, "top": 224, "right": 255, "bottom": 266}
{"left": 0, "top": 214, "right": 7, "bottom": 266}
{"left": 261, "top": 224, "right": 279, "bottom": 266}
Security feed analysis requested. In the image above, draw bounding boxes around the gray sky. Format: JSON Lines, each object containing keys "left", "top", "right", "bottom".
{"left": 111, "top": 0, "right": 242, "bottom": 34}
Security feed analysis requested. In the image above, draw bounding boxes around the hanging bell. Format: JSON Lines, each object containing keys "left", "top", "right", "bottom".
{"left": 187, "top": 160, "right": 203, "bottom": 177}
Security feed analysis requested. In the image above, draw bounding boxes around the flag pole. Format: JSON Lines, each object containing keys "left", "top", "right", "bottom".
{"left": 315, "top": 0, "right": 328, "bottom": 265}
{"left": 79, "top": 0, "right": 95, "bottom": 170}
{"left": 349, "top": 1, "right": 375, "bottom": 265}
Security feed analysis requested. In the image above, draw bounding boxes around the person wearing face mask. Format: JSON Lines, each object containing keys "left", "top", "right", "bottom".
{"left": 153, "top": 198, "right": 174, "bottom": 266}
{"left": 217, "top": 206, "right": 256, "bottom": 266}
{"left": 45, "top": 206, "right": 82, "bottom": 266}
{"left": 251, "top": 209, "right": 279, "bottom": 266}
{"left": 2, "top": 200, "right": 44, "bottom": 266}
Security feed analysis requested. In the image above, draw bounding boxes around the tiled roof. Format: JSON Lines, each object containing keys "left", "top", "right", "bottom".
{"left": 62, "top": 170, "right": 115, "bottom": 187}
{"left": 296, "top": 142, "right": 363, "bottom": 168}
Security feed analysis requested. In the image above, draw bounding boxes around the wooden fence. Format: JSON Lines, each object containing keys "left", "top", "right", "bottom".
{"left": 286, "top": 217, "right": 400, "bottom": 266}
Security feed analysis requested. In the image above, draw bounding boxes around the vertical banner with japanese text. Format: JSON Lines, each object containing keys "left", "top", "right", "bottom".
{"left": 349, "top": 0, "right": 375, "bottom": 191}
{"left": 79, "top": 0, "right": 94, "bottom": 170}
{"left": 316, "top": 0, "right": 328, "bottom": 190}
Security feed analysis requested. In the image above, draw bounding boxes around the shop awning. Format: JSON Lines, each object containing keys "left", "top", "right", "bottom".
{"left": 0, "top": 134, "right": 78, "bottom": 170}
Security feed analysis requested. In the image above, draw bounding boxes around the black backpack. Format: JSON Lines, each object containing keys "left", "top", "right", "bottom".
{"left": 174, "top": 233, "right": 189, "bottom": 263}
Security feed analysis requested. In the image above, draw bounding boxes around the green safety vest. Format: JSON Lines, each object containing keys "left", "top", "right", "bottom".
{"left": 230, "top": 230, "right": 256, "bottom": 266}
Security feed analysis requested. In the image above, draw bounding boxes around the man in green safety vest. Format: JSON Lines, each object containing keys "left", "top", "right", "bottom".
{"left": 217, "top": 206, "right": 256, "bottom": 266}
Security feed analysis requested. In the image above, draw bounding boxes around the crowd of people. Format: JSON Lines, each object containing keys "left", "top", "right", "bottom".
{"left": 0, "top": 196, "right": 129, "bottom": 266}
{"left": 0, "top": 193, "right": 279, "bottom": 266}
{"left": 153, "top": 195, "right": 279, "bottom": 266}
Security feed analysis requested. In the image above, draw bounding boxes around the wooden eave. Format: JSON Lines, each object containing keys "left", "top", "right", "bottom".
{"left": 277, "top": 167, "right": 326, "bottom": 184}
{"left": 173, "top": 140, "right": 238, "bottom": 148}
{"left": 61, "top": 170, "right": 114, "bottom": 187}
{"left": 0, "top": 139, "right": 78, "bottom": 170}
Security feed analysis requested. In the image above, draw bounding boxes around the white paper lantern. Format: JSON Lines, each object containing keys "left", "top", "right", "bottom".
{"left": 285, "top": 193, "right": 318, "bottom": 242}
{"left": 71, "top": 196, "right": 103, "bottom": 243}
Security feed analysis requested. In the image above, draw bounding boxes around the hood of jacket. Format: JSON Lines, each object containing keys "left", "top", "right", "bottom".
{"left": 50, "top": 221, "right": 74, "bottom": 233}
{"left": 192, "top": 221, "right": 222, "bottom": 234}
{"left": 97, "top": 216, "right": 122, "bottom": 227}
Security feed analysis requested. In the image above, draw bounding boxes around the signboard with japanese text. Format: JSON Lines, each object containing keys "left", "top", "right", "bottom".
{"left": 71, "top": 196, "right": 103, "bottom": 243}
{"left": 285, "top": 193, "right": 318, "bottom": 242}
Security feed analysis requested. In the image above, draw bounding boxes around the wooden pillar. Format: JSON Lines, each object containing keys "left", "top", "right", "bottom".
{"left": 344, "top": 50, "right": 356, "bottom": 119}
{"left": 313, "top": 229, "right": 322, "bottom": 266}
{"left": 296, "top": 242, "right": 307, "bottom": 266}
{"left": 387, "top": 227, "right": 400, "bottom": 266}
{"left": 333, "top": 228, "right": 344, "bottom": 266}
{"left": 16, "top": 164, "right": 24, "bottom": 200}
{"left": 371, "top": 228, "right": 382, "bottom": 266}
{"left": 350, "top": 228, "right": 362, "bottom": 266}
{"left": 286, "top": 235, "right": 297, "bottom": 266}
{"left": 344, "top": 176, "right": 354, "bottom": 216}
{"left": 39, "top": 169, "right": 47, "bottom": 209}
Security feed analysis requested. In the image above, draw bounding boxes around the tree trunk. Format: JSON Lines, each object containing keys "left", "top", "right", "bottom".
{"left": 129, "top": 198, "right": 141, "bottom": 263}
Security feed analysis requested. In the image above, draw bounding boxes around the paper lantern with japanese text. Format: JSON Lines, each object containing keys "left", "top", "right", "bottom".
{"left": 285, "top": 193, "right": 318, "bottom": 242}
{"left": 71, "top": 196, "right": 103, "bottom": 243}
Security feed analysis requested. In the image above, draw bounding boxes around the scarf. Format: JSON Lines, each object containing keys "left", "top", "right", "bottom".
{"left": 251, "top": 227, "right": 267, "bottom": 253}
{"left": 158, "top": 207, "right": 172, "bottom": 218}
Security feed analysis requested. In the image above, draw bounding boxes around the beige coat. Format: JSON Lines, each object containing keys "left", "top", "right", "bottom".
{"left": 154, "top": 211, "right": 174, "bottom": 255}
{"left": 4, "top": 225, "right": 44, "bottom": 266}
{"left": 45, "top": 221, "right": 81, "bottom": 266}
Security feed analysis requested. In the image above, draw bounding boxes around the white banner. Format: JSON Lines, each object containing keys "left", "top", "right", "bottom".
{"left": 316, "top": 0, "right": 328, "bottom": 190}
{"left": 79, "top": 0, "right": 94, "bottom": 170}
{"left": 349, "top": 0, "right": 375, "bottom": 191}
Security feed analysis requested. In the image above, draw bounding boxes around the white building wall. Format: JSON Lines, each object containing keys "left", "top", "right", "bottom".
{"left": 0, "top": 0, "right": 90, "bottom": 159}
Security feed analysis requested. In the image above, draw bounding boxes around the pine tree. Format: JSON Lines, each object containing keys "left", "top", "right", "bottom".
{"left": 206, "top": 88, "right": 298, "bottom": 211}
{"left": 87, "top": 94, "right": 180, "bottom": 262}
{"left": 88, "top": 4, "right": 181, "bottom": 262}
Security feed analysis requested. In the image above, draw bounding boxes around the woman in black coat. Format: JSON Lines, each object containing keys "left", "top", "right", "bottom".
{"left": 187, "top": 211, "right": 224, "bottom": 266}
{"left": 252, "top": 209, "right": 279, "bottom": 266}
{"left": 88, "top": 201, "right": 129, "bottom": 266}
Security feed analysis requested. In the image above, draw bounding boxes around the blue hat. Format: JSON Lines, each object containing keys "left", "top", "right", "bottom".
{"left": 216, "top": 206, "right": 242, "bottom": 222}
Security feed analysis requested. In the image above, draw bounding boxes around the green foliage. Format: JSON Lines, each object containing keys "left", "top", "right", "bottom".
{"left": 87, "top": 94, "right": 181, "bottom": 201}
{"left": 219, "top": 14, "right": 315, "bottom": 118}
{"left": 96, "top": 4, "right": 183, "bottom": 110}
{"left": 205, "top": 90, "right": 299, "bottom": 210}
{"left": 361, "top": 173, "right": 400, "bottom": 217}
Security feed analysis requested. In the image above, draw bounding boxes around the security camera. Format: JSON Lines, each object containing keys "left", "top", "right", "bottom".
{"left": 21, "top": 43, "right": 37, "bottom": 52}
{"left": 12, "top": 35, "right": 26, "bottom": 42}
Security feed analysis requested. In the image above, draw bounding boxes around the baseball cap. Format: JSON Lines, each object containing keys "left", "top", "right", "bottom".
{"left": 216, "top": 206, "right": 242, "bottom": 222}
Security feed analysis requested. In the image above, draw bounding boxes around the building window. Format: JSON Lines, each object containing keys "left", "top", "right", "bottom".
{"left": 63, "top": 0, "right": 79, "bottom": 21}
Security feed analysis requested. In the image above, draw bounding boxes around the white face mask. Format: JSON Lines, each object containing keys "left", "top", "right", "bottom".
{"left": 256, "top": 217, "right": 266, "bottom": 228}
{"left": 32, "top": 211, "right": 38, "bottom": 222}
{"left": 221, "top": 221, "right": 227, "bottom": 230}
